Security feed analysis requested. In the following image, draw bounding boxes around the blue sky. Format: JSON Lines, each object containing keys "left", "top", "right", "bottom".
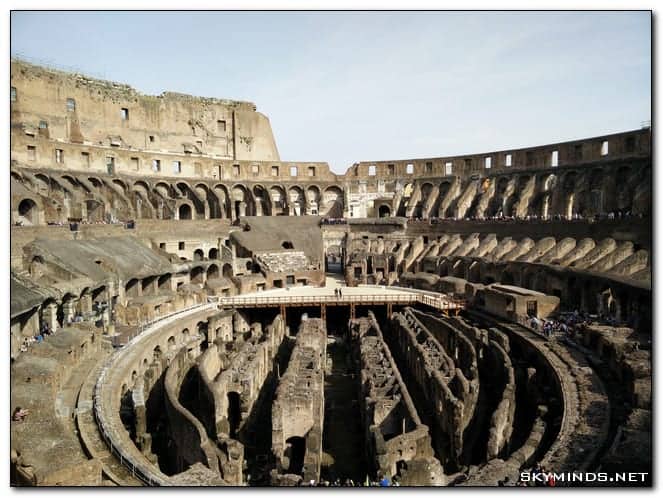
{"left": 11, "top": 11, "right": 651, "bottom": 173}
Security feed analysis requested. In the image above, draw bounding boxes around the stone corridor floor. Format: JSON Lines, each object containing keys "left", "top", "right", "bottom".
{"left": 320, "top": 338, "right": 367, "bottom": 483}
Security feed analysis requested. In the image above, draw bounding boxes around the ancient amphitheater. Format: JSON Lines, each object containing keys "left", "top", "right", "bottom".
{"left": 10, "top": 59, "right": 651, "bottom": 487}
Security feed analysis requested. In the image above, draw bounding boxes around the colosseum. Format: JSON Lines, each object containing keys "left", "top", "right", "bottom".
{"left": 10, "top": 58, "right": 651, "bottom": 487}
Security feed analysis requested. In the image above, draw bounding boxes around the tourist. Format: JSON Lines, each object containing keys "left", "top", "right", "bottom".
{"left": 12, "top": 407, "right": 29, "bottom": 422}
{"left": 379, "top": 475, "right": 390, "bottom": 487}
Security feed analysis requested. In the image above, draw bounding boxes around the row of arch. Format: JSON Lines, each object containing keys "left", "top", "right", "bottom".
{"left": 124, "top": 264, "right": 234, "bottom": 300}
{"left": 432, "top": 256, "right": 649, "bottom": 326}
{"left": 390, "top": 162, "right": 650, "bottom": 219}
{"left": 12, "top": 169, "right": 345, "bottom": 224}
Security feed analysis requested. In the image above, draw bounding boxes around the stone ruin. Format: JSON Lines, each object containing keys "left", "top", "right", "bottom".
{"left": 9, "top": 60, "right": 651, "bottom": 487}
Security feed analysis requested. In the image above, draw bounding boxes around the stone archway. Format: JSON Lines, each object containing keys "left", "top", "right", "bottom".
{"left": 16, "top": 198, "right": 40, "bottom": 225}
{"left": 378, "top": 205, "right": 391, "bottom": 218}
{"left": 178, "top": 203, "right": 193, "bottom": 220}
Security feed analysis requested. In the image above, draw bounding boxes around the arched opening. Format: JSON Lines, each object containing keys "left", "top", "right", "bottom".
{"left": 17, "top": 199, "right": 38, "bottom": 225}
{"left": 193, "top": 249, "right": 204, "bottom": 261}
{"left": 285, "top": 436, "right": 306, "bottom": 475}
{"left": 227, "top": 392, "right": 242, "bottom": 439}
{"left": 270, "top": 186, "right": 287, "bottom": 216}
{"left": 452, "top": 260, "right": 466, "bottom": 278}
{"left": 501, "top": 271, "right": 515, "bottom": 286}
{"left": 398, "top": 183, "right": 414, "bottom": 216}
{"left": 213, "top": 185, "right": 231, "bottom": 218}
{"left": 178, "top": 204, "right": 192, "bottom": 220}
{"left": 326, "top": 245, "right": 343, "bottom": 273}
{"left": 197, "top": 321, "right": 208, "bottom": 344}
{"left": 207, "top": 264, "right": 219, "bottom": 280}
{"left": 222, "top": 263, "right": 233, "bottom": 278}
{"left": 615, "top": 166, "right": 633, "bottom": 212}
{"left": 141, "top": 275, "right": 157, "bottom": 296}
{"left": 378, "top": 205, "right": 391, "bottom": 218}
{"left": 322, "top": 186, "right": 344, "bottom": 217}
{"left": 30, "top": 255, "right": 45, "bottom": 278}
{"left": 86, "top": 199, "right": 105, "bottom": 222}
{"left": 208, "top": 248, "right": 219, "bottom": 259}
{"left": 306, "top": 185, "right": 321, "bottom": 215}
{"left": 232, "top": 185, "right": 248, "bottom": 218}
{"left": 253, "top": 185, "right": 271, "bottom": 216}
{"left": 468, "top": 261, "right": 481, "bottom": 282}
{"left": 158, "top": 273, "right": 171, "bottom": 292}
{"left": 125, "top": 278, "right": 140, "bottom": 298}
{"left": 288, "top": 187, "right": 305, "bottom": 216}
{"left": 190, "top": 267, "right": 205, "bottom": 285}
{"left": 563, "top": 172, "right": 578, "bottom": 219}
{"left": 119, "top": 386, "right": 136, "bottom": 442}
{"left": 437, "top": 181, "right": 453, "bottom": 217}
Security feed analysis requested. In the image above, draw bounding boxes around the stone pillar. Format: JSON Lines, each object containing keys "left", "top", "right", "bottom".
{"left": 233, "top": 312, "right": 250, "bottom": 336}
{"left": 62, "top": 299, "right": 76, "bottom": 325}
{"left": 42, "top": 302, "right": 59, "bottom": 332}
{"left": 220, "top": 315, "right": 233, "bottom": 341}
{"left": 238, "top": 201, "right": 247, "bottom": 217}
{"left": 79, "top": 293, "right": 93, "bottom": 314}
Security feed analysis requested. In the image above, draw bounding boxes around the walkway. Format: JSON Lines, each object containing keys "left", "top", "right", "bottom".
{"left": 214, "top": 282, "right": 464, "bottom": 315}
{"left": 321, "top": 338, "right": 366, "bottom": 483}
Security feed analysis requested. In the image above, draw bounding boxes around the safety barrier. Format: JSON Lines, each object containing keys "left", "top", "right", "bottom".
{"left": 93, "top": 302, "right": 218, "bottom": 486}
{"left": 215, "top": 287, "right": 465, "bottom": 312}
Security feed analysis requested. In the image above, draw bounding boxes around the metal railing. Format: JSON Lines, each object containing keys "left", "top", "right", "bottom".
{"left": 215, "top": 287, "right": 465, "bottom": 311}
{"left": 94, "top": 302, "right": 218, "bottom": 486}
{"left": 93, "top": 288, "right": 463, "bottom": 485}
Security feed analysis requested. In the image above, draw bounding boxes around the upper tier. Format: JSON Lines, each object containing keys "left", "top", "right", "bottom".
{"left": 10, "top": 59, "right": 650, "bottom": 184}
{"left": 10, "top": 59, "right": 280, "bottom": 163}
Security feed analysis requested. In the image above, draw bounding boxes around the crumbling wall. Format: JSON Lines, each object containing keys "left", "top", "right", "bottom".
{"left": 163, "top": 349, "right": 223, "bottom": 476}
{"left": 390, "top": 309, "right": 470, "bottom": 467}
{"left": 351, "top": 312, "right": 445, "bottom": 485}
{"left": 272, "top": 318, "right": 327, "bottom": 483}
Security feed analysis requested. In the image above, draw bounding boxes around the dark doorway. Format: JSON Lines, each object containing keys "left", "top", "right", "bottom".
{"left": 526, "top": 300, "right": 538, "bottom": 317}
{"left": 285, "top": 436, "right": 306, "bottom": 475}
{"left": 228, "top": 392, "right": 242, "bottom": 439}
{"left": 179, "top": 204, "right": 192, "bottom": 220}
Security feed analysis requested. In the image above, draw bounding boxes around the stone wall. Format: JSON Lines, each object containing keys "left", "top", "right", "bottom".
{"left": 11, "top": 325, "right": 104, "bottom": 485}
{"left": 389, "top": 309, "right": 477, "bottom": 468}
{"left": 271, "top": 318, "right": 326, "bottom": 483}
{"left": 351, "top": 312, "right": 445, "bottom": 485}
{"left": 11, "top": 59, "right": 279, "bottom": 163}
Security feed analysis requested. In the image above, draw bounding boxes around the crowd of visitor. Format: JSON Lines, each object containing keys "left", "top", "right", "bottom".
{"left": 526, "top": 309, "right": 623, "bottom": 342}
{"left": 321, "top": 217, "right": 347, "bottom": 225}
{"left": 18, "top": 321, "right": 54, "bottom": 354}
{"left": 298, "top": 475, "right": 400, "bottom": 487}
